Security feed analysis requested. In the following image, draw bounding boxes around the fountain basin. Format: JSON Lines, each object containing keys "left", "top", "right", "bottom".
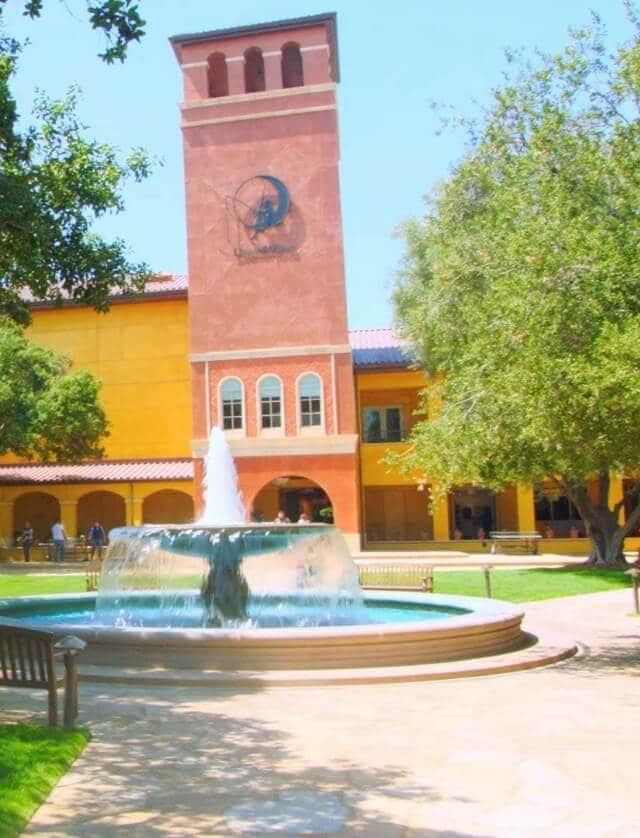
{"left": 0, "top": 592, "right": 526, "bottom": 671}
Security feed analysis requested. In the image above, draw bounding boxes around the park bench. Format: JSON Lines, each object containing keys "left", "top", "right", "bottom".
{"left": 0, "top": 623, "right": 85, "bottom": 728}
{"left": 489, "top": 531, "right": 542, "bottom": 556}
{"left": 358, "top": 564, "right": 434, "bottom": 592}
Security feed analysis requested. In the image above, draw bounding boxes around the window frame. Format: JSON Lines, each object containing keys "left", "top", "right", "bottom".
{"left": 361, "top": 405, "right": 405, "bottom": 444}
{"left": 256, "top": 374, "right": 285, "bottom": 437}
{"left": 218, "top": 376, "right": 245, "bottom": 438}
{"left": 296, "top": 372, "right": 324, "bottom": 435}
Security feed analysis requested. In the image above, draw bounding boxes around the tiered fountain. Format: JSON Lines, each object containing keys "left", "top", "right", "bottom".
{"left": 0, "top": 429, "right": 528, "bottom": 680}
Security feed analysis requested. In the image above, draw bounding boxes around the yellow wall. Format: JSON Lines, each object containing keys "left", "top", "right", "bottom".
{"left": 356, "top": 369, "right": 429, "bottom": 489}
{"left": 0, "top": 481, "right": 195, "bottom": 540}
{"left": 19, "top": 298, "right": 192, "bottom": 460}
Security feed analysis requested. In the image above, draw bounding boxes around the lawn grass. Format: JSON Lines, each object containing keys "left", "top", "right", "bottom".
{"left": 359, "top": 566, "right": 631, "bottom": 602}
{"left": 0, "top": 565, "right": 632, "bottom": 603}
{"left": 0, "top": 723, "right": 90, "bottom": 837}
{"left": 0, "top": 575, "right": 86, "bottom": 599}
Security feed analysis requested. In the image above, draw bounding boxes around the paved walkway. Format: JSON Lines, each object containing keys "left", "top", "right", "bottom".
{"left": 1, "top": 589, "right": 638, "bottom": 837}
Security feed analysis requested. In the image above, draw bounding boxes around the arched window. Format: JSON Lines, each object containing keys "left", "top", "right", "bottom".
{"left": 220, "top": 378, "right": 244, "bottom": 431}
{"left": 207, "top": 52, "right": 229, "bottom": 98}
{"left": 258, "top": 375, "right": 283, "bottom": 431}
{"left": 298, "top": 373, "right": 323, "bottom": 430}
{"left": 244, "top": 47, "right": 265, "bottom": 93}
{"left": 281, "top": 43, "right": 304, "bottom": 88}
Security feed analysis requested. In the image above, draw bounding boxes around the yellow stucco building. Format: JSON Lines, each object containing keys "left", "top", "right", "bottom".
{"left": 1, "top": 274, "right": 626, "bottom": 556}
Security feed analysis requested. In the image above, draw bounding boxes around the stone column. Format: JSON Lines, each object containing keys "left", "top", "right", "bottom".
{"left": 125, "top": 497, "right": 144, "bottom": 527}
{"left": 264, "top": 51, "right": 282, "bottom": 90}
{"left": 0, "top": 500, "right": 13, "bottom": 543}
{"left": 608, "top": 475, "right": 625, "bottom": 525}
{"left": 515, "top": 484, "right": 536, "bottom": 532}
{"left": 431, "top": 488, "right": 450, "bottom": 541}
{"left": 60, "top": 500, "right": 78, "bottom": 538}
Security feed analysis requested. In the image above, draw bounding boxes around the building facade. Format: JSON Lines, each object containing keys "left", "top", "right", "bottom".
{"left": 0, "top": 14, "right": 624, "bottom": 555}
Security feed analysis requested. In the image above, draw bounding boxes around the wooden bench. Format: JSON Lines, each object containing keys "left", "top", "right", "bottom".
{"left": 489, "top": 531, "right": 542, "bottom": 556}
{"left": 358, "top": 564, "right": 434, "bottom": 592}
{"left": 0, "top": 623, "right": 86, "bottom": 728}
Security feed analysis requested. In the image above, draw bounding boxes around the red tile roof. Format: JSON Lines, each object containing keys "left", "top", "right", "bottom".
{"left": 0, "top": 459, "right": 194, "bottom": 485}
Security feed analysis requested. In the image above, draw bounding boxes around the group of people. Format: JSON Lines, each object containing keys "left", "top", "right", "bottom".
{"left": 273, "top": 510, "right": 312, "bottom": 525}
{"left": 19, "top": 520, "right": 107, "bottom": 563}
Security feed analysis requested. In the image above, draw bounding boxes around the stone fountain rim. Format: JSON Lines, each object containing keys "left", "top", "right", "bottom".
{"left": 0, "top": 591, "right": 524, "bottom": 642}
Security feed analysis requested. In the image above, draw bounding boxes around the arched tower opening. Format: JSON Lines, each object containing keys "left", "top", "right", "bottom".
{"left": 281, "top": 42, "right": 304, "bottom": 88}
{"left": 244, "top": 47, "right": 265, "bottom": 93}
{"left": 207, "top": 52, "right": 229, "bottom": 98}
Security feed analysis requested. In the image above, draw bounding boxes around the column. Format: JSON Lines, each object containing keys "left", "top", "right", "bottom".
{"left": 609, "top": 475, "right": 625, "bottom": 525}
{"left": 264, "top": 51, "right": 282, "bottom": 89}
{"left": 431, "top": 487, "right": 450, "bottom": 541}
{"left": 0, "top": 500, "right": 13, "bottom": 544}
{"left": 125, "top": 497, "right": 144, "bottom": 527}
{"left": 60, "top": 500, "right": 78, "bottom": 538}
{"left": 515, "top": 484, "right": 536, "bottom": 533}
{"left": 226, "top": 56, "right": 245, "bottom": 95}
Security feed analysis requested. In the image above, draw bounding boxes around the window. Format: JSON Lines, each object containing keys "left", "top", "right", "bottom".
{"left": 244, "top": 47, "right": 265, "bottom": 93}
{"left": 281, "top": 43, "right": 304, "bottom": 88}
{"left": 220, "top": 378, "right": 243, "bottom": 431}
{"left": 207, "top": 52, "right": 228, "bottom": 98}
{"left": 362, "top": 407, "right": 403, "bottom": 443}
{"left": 259, "top": 376, "right": 282, "bottom": 430}
{"left": 298, "top": 374, "right": 322, "bottom": 428}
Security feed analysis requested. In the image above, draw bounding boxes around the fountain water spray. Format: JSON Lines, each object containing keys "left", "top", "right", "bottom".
{"left": 200, "top": 426, "right": 245, "bottom": 525}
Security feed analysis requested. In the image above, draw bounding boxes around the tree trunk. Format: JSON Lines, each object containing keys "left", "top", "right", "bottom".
{"left": 586, "top": 514, "right": 627, "bottom": 566}
{"left": 568, "top": 476, "right": 630, "bottom": 567}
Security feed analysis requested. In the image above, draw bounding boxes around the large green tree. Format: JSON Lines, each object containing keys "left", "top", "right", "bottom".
{"left": 0, "top": 317, "right": 108, "bottom": 459}
{"left": 0, "top": 1, "right": 147, "bottom": 459}
{"left": 393, "top": 9, "right": 640, "bottom": 566}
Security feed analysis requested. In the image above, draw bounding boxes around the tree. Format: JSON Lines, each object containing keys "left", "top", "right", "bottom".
{"left": 0, "top": 1, "right": 145, "bottom": 63}
{"left": 0, "top": 2, "right": 147, "bottom": 460}
{"left": 0, "top": 317, "right": 108, "bottom": 460}
{"left": 393, "top": 8, "right": 640, "bottom": 566}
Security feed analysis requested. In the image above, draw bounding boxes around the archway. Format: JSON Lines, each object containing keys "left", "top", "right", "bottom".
{"left": 251, "top": 476, "right": 332, "bottom": 524}
{"left": 143, "top": 489, "right": 194, "bottom": 524}
{"left": 13, "top": 492, "right": 60, "bottom": 542}
{"left": 77, "top": 491, "right": 126, "bottom": 539}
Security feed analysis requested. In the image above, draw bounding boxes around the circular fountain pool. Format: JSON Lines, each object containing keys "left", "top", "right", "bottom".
{"left": 0, "top": 522, "right": 528, "bottom": 675}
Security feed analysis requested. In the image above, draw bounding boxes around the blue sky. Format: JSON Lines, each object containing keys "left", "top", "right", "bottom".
{"left": 2, "top": 0, "right": 632, "bottom": 329}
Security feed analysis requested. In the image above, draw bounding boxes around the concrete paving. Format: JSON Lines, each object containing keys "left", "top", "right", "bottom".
{"left": 1, "top": 588, "right": 638, "bottom": 837}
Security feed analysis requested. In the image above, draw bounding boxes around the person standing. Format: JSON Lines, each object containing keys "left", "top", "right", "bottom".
{"left": 22, "top": 521, "right": 34, "bottom": 562}
{"left": 88, "top": 521, "right": 106, "bottom": 561}
{"left": 51, "top": 520, "right": 66, "bottom": 563}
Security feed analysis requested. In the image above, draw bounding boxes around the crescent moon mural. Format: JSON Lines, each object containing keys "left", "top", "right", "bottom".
{"left": 233, "top": 175, "right": 291, "bottom": 239}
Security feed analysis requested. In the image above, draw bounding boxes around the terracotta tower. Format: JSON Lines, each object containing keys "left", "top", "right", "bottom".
{"left": 171, "top": 13, "right": 360, "bottom": 546}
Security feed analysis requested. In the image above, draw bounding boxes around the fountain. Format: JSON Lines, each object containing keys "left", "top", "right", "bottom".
{"left": 0, "top": 428, "right": 531, "bottom": 681}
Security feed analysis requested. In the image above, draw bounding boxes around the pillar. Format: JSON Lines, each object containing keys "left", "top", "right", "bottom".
{"left": 0, "top": 500, "right": 13, "bottom": 543}
{"left": 125, "top": 497, "right": 144, "bottom": 527}
{"left": 431, "top": 487, "right": 450, "bottom": 540}
{"left": 264, "top": 51, "right": 282, "bottom": 89}
{"left": 60, "top": 500, "right": 78, "bottom": 538}
{"left": 226, "top": 57, "right": 245, "bottom": 95}
{"left": 609, "top": 475, "right": 625, "bottom": 525}
{"left": 515, "top": 484, "right": 536, "bottom": 533}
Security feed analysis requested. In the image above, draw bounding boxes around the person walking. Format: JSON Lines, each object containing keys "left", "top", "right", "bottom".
{"left": 51, "top": 520, "right": 66, "bottom": 563}
{"left": 87, "top": 521, "right": 107, "bottom": 561}
{"left": 22, "top": 521, "right": 34, "bottom": 562}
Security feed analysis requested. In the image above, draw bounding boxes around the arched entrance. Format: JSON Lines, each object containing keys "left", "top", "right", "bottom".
{"left": 143, "top": 489, "right": 194, "bottom": 525}
{"left": 251, "top": 476, "right": 333, "bottom": 524}
{"left": 13, "top": 492, "right": 60, "bottom": 542}
{"left": 77, "top": 491, "right": 126, "bottom": 538}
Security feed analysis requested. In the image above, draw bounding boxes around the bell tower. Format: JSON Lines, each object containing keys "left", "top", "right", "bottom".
{"left": 172, "top": 13, "right": 360, "bottom": 546}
